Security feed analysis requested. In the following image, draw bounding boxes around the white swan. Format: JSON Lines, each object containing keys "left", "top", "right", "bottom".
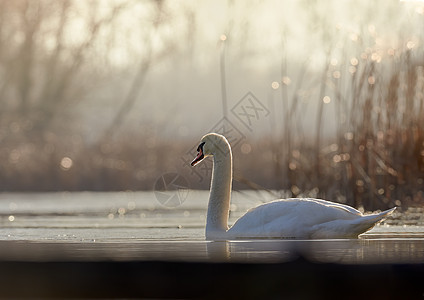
{"left": 191, "top": 133, "right": 396, "bottom": 240}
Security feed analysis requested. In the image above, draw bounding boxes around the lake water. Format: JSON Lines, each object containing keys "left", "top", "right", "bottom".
{"left": 0, "top": 191, "right": 423, "bottom": 264}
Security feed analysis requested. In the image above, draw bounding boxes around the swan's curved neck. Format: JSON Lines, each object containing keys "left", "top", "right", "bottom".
{"left": 206, "top": 146, "right": 232, "bottom": 239}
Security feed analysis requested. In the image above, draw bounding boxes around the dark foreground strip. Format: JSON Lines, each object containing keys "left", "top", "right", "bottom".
{"left": 0, "top": 258, "right": 422, "bottom": 299}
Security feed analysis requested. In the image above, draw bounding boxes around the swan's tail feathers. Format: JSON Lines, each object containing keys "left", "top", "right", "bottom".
{"left": 354, "top": 207, "right": 396, "bottom": 236}
{"left": 310, "top": 207, "right": 396, "bottom": 239}
{"left": 375, "top": 207, "right": 396, "bottom": 218}
{"left": 362, "top": 207, "right": 396, "bottom": 223}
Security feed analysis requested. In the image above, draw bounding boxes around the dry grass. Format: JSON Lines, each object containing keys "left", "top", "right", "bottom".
{"left": 257, "top": 46, "right": 424, "bottom": 210}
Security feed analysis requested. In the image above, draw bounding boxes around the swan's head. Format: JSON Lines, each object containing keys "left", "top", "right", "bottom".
{"left": 191, "top": 133, "right": 230, "bottom": 166}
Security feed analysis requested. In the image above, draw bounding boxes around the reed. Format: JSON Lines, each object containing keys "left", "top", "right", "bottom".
{"left": 266, "top": 42, "right": 424, "bottom": 210}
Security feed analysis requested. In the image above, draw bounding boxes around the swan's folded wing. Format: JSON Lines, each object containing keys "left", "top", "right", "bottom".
{"left": 305, "top": 198, "right": 362, "bottom": 216}
{"left": 229, "top": 198, "right": 364, "bottom": 238}
{"left": 228, "top": 200, "right": 298, "bottom": 236}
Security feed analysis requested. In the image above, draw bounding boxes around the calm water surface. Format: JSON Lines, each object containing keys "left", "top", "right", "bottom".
{"left": 0, "top": 191, "right": 423, "bottom": 263}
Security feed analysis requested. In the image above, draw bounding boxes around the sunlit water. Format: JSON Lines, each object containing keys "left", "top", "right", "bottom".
{"left": 0, "top": 191, "right": 423, "bottom": 263}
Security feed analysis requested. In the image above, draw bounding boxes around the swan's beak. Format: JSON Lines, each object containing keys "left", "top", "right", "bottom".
{"left": 191, "top": 152, "right": 204, "bottom": 166}
{"left": 191, "top": 142, "right": 205, "bottom": 166}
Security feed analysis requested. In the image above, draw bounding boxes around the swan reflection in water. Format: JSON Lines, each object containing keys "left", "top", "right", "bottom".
{"left": 205, "top": 238, "right": 423, "bottom": 264}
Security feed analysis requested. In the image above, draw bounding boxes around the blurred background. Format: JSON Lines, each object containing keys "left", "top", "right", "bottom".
{"left": 0, "top": 0, "right": 423, "bottom": 210}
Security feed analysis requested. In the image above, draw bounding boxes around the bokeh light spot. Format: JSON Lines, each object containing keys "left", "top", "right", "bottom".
{"left": 350, "top": 57, "right": 359, "bottom": 66}
{"left": 333, "top": 71, "right": 341, "bottom": 79}
{"left": 407, "top": 40, "right": 415, "bottom": 50}
{"left": 282, "top": 76, "right": 291, "bottom": 85}
{"left": 344, "top": 132, "right": 354, "bottom": 140}
{"left": 241, "top": 143, "right": 252, "bottom": 154}
{"left": 350, "top": 33, "right": 359, "bottom": 42}
{"left": 60, "top": 157, "right": 73, "bottom": 171}
{"left": 323, "top": 96, "right": 331, "bottom": 104}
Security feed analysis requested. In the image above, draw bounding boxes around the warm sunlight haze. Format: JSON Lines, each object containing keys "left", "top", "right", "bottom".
{"left": 0, "top": 0, "right": 423, "bottom": 298}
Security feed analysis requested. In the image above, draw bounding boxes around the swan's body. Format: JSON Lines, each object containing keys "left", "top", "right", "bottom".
{"left": 191, "top": 133, "right": 395, "bottom": 240}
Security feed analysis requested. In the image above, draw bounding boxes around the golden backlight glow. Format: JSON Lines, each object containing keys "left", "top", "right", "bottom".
{"left": 0, "top": 0, "right": 423, "bottom": 202}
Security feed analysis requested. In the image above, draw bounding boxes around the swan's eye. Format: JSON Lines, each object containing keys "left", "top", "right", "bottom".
{"left": 191, "top": 142, "right": 206, "bottom": 166}
{"left": 197, "top": 142, "right": 205, "bottom": 152}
